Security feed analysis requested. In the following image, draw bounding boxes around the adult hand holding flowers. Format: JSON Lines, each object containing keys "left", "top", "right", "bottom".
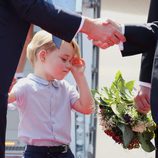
{"left": 134, "top": 86, "right": 151, "bottom": 114}
{"left": 93, "top": 71, "right": 156, "bottom": 152}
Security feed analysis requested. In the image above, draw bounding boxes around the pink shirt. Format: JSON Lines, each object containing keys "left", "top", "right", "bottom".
{"left": 12, "top": 73, "right": 79, "bottom": 146}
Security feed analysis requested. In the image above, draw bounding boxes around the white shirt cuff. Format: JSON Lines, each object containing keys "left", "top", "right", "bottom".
{"left": 139, "top": 81, "right": 151, "bottom": 88}
{"left": 119, "top": 24, "right": 125, "bottom": 51}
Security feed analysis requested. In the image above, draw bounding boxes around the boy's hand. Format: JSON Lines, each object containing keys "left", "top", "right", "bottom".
{"left": 71, "top": 57, "right": 85, "bottom": 76}
{"left": 72, "top": 57, "right": 85, "bottom": 66}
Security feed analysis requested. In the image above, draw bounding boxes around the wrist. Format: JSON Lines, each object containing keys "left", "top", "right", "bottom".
{"left": 139, "top": 81, "right": 151, "bottom": 88}
{"left": 73, "top": 73, "right": 85, "bottom": 82}
{"left": 80, "top": 17, "right": 93, "bottom": 35}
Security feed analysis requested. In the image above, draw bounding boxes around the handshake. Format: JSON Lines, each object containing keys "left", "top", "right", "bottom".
{"left": 80, "top": 18, "right": 125, "bottom": 49}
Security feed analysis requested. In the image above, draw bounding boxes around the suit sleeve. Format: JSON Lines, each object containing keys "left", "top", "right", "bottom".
{"left": 121, "top": 22, "right": 158, "bottom": 57}
{"left": 139, "top": 50, "right": 155, "bottom": 83}
{"left": 121, "top": 22, "right": 158, "bottom": 83}
{"left": 9, "top": 0, "right": 82, "bottom": 42}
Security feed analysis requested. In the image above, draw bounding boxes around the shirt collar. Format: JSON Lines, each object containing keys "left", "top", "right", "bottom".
{"left": 27, "top": 73, "right": 59, "bottom": 88}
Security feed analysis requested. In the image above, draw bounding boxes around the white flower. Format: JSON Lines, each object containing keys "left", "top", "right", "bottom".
{"left": 100, "top": 117, "right": 114, "bottom": 131}
{"left": 132, "top": 121, "right": 147, "bottom": 133}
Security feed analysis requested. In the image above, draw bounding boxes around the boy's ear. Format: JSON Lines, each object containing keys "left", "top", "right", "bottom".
{"left": 38, "top": 50, "right": 47, "bottom": 62}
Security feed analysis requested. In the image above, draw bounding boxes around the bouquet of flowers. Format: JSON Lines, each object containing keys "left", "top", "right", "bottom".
{"left": 93, "top": 71, "right": 156, "bottom": 152}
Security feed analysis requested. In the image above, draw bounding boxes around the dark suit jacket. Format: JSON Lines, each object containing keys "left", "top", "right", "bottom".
{"left": 139, "top": 0, "right": 158, "bottom": 83}
{"left": 121, "top": 0, "right": 158, "bottom": 91}
{"left": 121, "top": 22, "right": 158, "bottom": 82}
{"left": 0, "top": 0, "right": 82, "bottom": 92}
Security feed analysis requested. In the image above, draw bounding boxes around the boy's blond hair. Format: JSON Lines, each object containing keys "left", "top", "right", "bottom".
{"left": 27, "top": 30, "right": 80, "bottom": 66}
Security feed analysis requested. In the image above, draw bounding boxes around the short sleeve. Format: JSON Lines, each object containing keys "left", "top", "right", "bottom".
{"left": 62, "top": 80, "right": 79, "bottom": 108}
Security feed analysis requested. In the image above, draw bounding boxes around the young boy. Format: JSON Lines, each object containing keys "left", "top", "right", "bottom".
{"left": 8, "top": 30, "right": 95, "bottom": 158}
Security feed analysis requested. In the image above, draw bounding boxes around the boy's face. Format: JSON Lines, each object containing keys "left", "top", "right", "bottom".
{"left": 43, "top": 42, "right": 75, "bottom": 80}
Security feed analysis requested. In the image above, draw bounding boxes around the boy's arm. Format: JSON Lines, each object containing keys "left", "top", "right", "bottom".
{"left": 71, "top": 59, "right": 95, "bottom": 114}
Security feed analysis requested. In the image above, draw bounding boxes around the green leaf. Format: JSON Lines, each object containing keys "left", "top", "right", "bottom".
{"left": 111, "top": 104, "right": 125, "bottom": 118}
{"left": 103, "top": 87, "right": 110, "bottom": 97}
{"left": 118, "top": 123, "right": 134, "bottom": 148}
{"left": 125, "top": 81, "right": 135, "bottom": 92}
{"left": 111, "top": 104, "right": 121, "bottom": 117}
{"left": 148, "top": 125, "right": 157, "bottom": 132}
{"left": 138, "top": 132, "right": 155, "bottom": 152}
{"left": 114, "top": 71, "right": 122, "bottom": 82}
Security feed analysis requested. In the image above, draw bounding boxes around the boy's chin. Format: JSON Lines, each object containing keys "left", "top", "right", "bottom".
{"left": 55, "top": 75, "right": 65, "bottom": 80}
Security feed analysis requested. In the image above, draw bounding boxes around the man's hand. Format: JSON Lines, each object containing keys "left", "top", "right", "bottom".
{"left": 106, "top": 19, "right": 122, "bottom": 32}
{"left": 134, "top": 86, "right": 151, "bottom": 114}
{"left": 80, "top": 18, "right": 126, "bottom": 49}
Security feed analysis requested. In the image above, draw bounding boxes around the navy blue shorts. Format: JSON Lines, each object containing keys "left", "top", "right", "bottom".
{"left": 24, "top": 145, "right": 75, "bottom": 158}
